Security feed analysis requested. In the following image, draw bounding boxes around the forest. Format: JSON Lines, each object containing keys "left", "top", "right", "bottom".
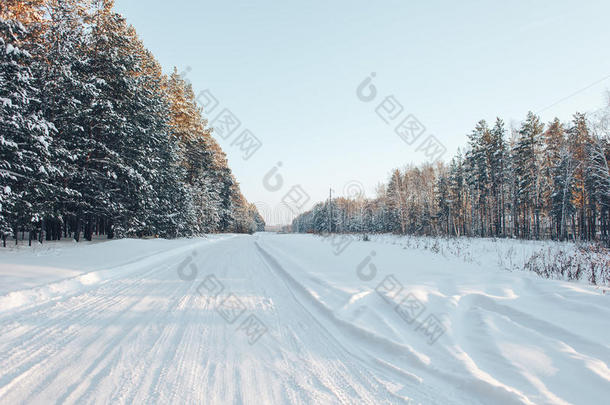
{"left": 4, "top": 1, "right": 610, "bottom": 247}
{"left": 0, "top": 0, "right": 265, "bottom": 245}
{"left": 293, "top": 110, "right": 610, "bottom": 244}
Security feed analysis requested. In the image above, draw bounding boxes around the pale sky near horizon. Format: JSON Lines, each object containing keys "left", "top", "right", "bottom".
{"left": 114, "top": 0, "right": 610, "bottom": 225}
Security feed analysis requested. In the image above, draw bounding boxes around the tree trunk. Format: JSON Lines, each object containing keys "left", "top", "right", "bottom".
{"left": 74, "top": 216, "right": 81, "bottom": 242}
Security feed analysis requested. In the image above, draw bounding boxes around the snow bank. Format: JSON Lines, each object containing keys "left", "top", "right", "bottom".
{"left": 357, "top": 234, "right": 610, "bottom": 286}
{"left": 0, "top": 235, "right": 235, "bottom": 310}
{"left": 257, "top": 233, "right": 610, "bottom": 404}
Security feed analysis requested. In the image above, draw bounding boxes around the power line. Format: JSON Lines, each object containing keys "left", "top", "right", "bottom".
{"left": 537, "top": 73, "right": 610, "bottom": 114}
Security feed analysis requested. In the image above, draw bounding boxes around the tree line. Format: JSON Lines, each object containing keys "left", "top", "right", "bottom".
{"left": 0, "top": 0, "right": 264, "bottom": 246}
{"left": 293, "top": 109, "right": 610, "bottom": 244}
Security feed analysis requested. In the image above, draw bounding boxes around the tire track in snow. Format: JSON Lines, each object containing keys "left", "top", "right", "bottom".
{"left": 0, "top": 261, "right": 174, "bottom": 395}
{"left": 253, "top": 241, "right": 413, "bottom": 404}
{"left": 0, "top": 238, "right": 235, "bottom": 403}
{"left": 254, "top": 241, "right": 530, "bottom": 405}
{"left": 0, "top": 264, "right": 178, "bottom": 403}
{"left": 54, "top": 280, "right": 192, "bottom": 404}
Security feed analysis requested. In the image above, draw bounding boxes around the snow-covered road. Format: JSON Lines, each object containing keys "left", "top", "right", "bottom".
{"left": 0, "top": 234, "right": 609, "bottom": 404}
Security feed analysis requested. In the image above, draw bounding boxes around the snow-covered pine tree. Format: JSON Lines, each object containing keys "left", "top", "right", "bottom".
{"left": 586, "top": 135, "right": 610, "bottom": 243}
{"left": 448, "top": 150, "right": 466, "bottom": 236}
{"left": 568, "top": 113, "right": 592, "bottom": 240}
{"left": 81, "top": 1, "right": 152, "bottom": 238}
{"left": 542, "top": 118, "right": 566, "bottom": 238}
{"left": 0, "top": 10, "right": 54, "bottom": 246}
{"left": 0, "top": 0, "right": 264, "bottom": 243}
{"left": 312, "top": 202, "right": 328, "bottom": 233}
{"left": 551, "top": 144, "right": 576, "bottom": 241}
{"left": 166, "top": 68, "right": 227, "bottom": 234}
{"left": 489, "top": 118, "right": 507, "bottom": 236}
{"left": 119, "top": 25, "right": 196, "bottom": 238}
{"left": 33, "top": 0, "right": 94, "bottom": 242}
{"left": 513, "top": 112, "right": 544, "bottom": 239}
{"left": 435, "top": 167, "right": 451, "bottom": 235}
{"left": 385, "top": 169, "right": 404, "bottom": 233}
{"left": 465, "top": 120, "right": 490, "bottom": 236}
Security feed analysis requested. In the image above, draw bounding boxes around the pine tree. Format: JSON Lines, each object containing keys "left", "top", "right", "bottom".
{"left": 552, "top": 145, "right": 576, "bottom": 241}
{"left": 587, "top": 136, "right": 610, "bottom": 243}
{"left": 0, "top": 0, "right": 263, "bottom": 244}
{"left": 542, "top": 118, "right": 566, "bottom": 238}
{"left": 31, "top": 0, "right": 94, "bottom": 241}
{"left": 513, "top": 112, "right": 544, "bottom": 238}
{"left": 435, "top": 168, "right": 451, "bottom": 235}
{"left": 385, "top": 169, "right": 404, "bottom": 233}
{"left": 489, "top": 118, "right": 507, "bottom": 236}
{"left": 465, "top": 120, "right": 492, "bottom": 236}
{"left": 568, "top": 113, "right": 592, "bottom": 240}
{"left": 0, "top": 12, "right": 54, "bottom": 245}
{"left": 448, "top": 151, "right": 466, "bottom": 236}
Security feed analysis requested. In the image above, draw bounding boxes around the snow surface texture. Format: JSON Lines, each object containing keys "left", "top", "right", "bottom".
{"left": 0, "top": 233, "right": 608, "bottom": 404}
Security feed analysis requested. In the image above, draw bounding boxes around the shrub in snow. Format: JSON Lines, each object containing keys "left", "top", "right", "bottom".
{"left": 523, "top": 243, "right": 610, "bottom": 285}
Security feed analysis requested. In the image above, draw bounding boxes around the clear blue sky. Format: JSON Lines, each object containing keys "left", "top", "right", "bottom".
{"left": 114, "top": 0, "right": 610, "bottom": 224}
